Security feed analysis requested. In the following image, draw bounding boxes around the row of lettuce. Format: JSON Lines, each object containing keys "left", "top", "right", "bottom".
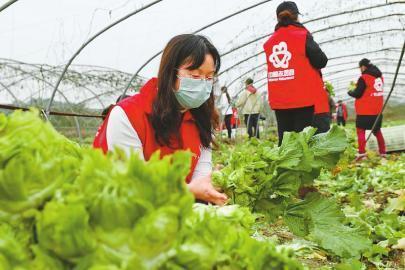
{"left": 1, "top": 110, "right": 403, "bottom": 269}
{"left": 0, "top": 110, "right": 302, "bottom": 269}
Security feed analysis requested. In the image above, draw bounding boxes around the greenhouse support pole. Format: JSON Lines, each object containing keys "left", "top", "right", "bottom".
{"left": 46, "top": 0, "right": 163, "bottom": 116}
{"left": 73, "top": 116, "right": 83, "bottom": 143}
{"left": 366, "top": 41, "right": 405, "bottom": 142}
{"left": 0, "top": 0, "right": 18, "bottom": 13}
{"left": 120, "top": 0, "right": 274, "bottom": 99}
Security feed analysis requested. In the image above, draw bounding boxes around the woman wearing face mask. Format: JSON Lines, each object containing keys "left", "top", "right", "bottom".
{"left": 93, "top": 34, "right": 228, "bottom": 205}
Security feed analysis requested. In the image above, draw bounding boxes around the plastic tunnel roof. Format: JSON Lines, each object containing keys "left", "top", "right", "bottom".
{"left": 0, "top": 0, "right": 404, "bottom": 111}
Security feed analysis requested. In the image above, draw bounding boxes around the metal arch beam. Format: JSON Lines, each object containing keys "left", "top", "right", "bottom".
{"left": 0, "top": 63, "right": 106, "bottom": 108}
{"left": 224, "top": 61, "right": 405, "bottom": 102}
{"left": 0, "top": 55, "right": 108, "bottom": 108}
{"left": 0, "top": 63, "right": 87, "bottom": 110}
{"left": 328, "top": 75, "right": 405, "bottom": 86}
{"left": 219, "top": 47, "right": 402, "bottom": 80}
{"left": 256, "top": 83, "right": 405, "bottom": 104}
{"left": 328, "top": 48, "right": 402, "bottom": 61}
{"left": 121, "top": 0, "right": 275, "bottom": 98}
{"left": 0, "top": 81, "right": 21, "bottom": 105}
{"left": 31, "top": 65, "right": 107, "bottom": 108}
{"left": 223, "top": 58, "right": 399, "bottom": 90}
{"left": 46, "top": 0, "right": 164, "bottom": 115}
{"left": 226, "top": 63, "right": 267, "bottom": 88}
{"left": 340, "top": 94, "right": 405, "bottom": 104}
{"left": 328, "top": 71, "right": 405, "bottom": 78}
{"left": 219, "top": 26, "right": 404, "bottom": 78}
{"left": 332, "top": 84, "right": 405, "bottom": 95}
{"left": 333, "top": 82, "right": 405, "bottom": 91}
{"left": 312, "top": 13, "right": 405, "bottom": 35}
{"left": 218, "top": 51, "right": 264, "bottom": 76}
{"left": 0, "top": 0, "right": 18, "bottom": 13}
{"left": 77, "top": 89, "right": 125, "bottom": 106}
{"left": 324, "top": 61, "right": 404, "bottom": 77}
{"left": 0, "top": 64, "right": 67, "bottom": 98}
{"left": 221, "top": 10, "right": 405, "bottom": 57}
{"left": 230, "top": 68, "right": 405, "bottom": 102}
{"left": 320, "top": 28, "right": 404, "bottom": 46}
{"left": 326, "top": 57, "right": 399, "bottom": 69}
{"left": 328, "top": 80, "right": 405, "bottom": 94}
{"left": 339, "top": 90, "right": 405, "bottom": 101}
{"left": 223, "top": 55, "right": 401, "bottom": 104}
{"left": 0, "top": 66, "right": 84, "bottom": 140}
{"left": 328, "top": 74, "right": 405, "bottom": 86}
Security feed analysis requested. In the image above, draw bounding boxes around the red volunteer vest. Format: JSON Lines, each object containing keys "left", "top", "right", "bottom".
{"left": 355, "top": 74, "right": 384, "bottom": 115}
{"left": 263, "top": 25, "right": 324, "bottom": 109}
{"left": 93, "top": 78, "right": 201, "bottom": 183}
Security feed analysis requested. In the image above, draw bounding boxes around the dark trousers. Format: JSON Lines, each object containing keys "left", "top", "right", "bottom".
{"left": 337, "top": 116, "right": 346, "bottom": 126}
{"left": 224, "top": 114, "right": 232, "bottom": 139}
{"left": 244, "top": 114, "right": 260, "bottom": 139}
{"left": 313, "top": 113, "right": 331, "bottom": 134}
{"left": 275, "top": 106, "right": 314, "bottom": 146}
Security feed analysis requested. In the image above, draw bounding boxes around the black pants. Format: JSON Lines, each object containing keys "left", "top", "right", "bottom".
{"left": 337, "top": 116, "right": 346, "bottom": 126}
{"left": 244, "top": 114, "right": 260, "bottom": 138}
{"left": 313, "top": 113, "right": 331, "bottom": 134}
{"left": 224, "top": 114, "right": 232, "bottom": 139}
{"left": 275, "top": 106, "right": 314, "bottom": 146}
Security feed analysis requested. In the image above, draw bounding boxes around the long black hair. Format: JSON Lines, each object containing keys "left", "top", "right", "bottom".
{"left": 150, "top": 34, "right": 221, "bottom": 148}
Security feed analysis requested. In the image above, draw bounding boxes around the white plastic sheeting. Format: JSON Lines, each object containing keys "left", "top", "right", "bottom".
{"left": 0, "top": 0, "right": 404, "bottom": 110}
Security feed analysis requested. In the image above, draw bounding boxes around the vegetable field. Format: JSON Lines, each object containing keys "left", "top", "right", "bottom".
{"left": 1, "top": 1, "right": 405, "bottom": 269}
{"left": 1, "top": 110, "right": 404, "bottom": 270}
{"left": 214, "top": 132, "right": 405, "bottom": 269}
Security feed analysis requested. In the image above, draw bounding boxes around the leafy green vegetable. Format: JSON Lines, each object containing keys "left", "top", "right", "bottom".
{"left": 36, "top": 200, "right": 96, "bottom": 260}
{"left": 213, "top": 126, "right": 348, "bottom": 219}
{"left": 0, "top": 110, "right": 305, "bottom": 269}
{"left": 285, "top": 193, "right": 371, "bottom": 258}
{"left": 0, "top": 222, "right": 30, "bottom": 269}
{"left": 0, "top": 110, "right": 81, "bottom": 219}
{"left": 29, "top": 245, "right": 66, "bottom": 270}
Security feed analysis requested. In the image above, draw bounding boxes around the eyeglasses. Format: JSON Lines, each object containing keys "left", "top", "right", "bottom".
{"left": 176, "top": 69, "right": 217, "bottom": 82}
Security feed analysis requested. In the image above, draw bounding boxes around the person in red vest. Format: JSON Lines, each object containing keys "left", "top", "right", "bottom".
{"left": 93, "top": 34, "right": 227, "bottom": 205}
{"left": 335, "top": 100, "right": 348, "bottom": 126}
{"left": 348, "top": 58, "right": 386, "bottom": 161}
{"left": 263, "top": 1, "right": 328, "bottom": 145}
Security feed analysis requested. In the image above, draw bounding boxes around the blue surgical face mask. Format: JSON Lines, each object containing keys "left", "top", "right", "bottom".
{"left": 174, "top": 76, "right": 213, "bottom": 109}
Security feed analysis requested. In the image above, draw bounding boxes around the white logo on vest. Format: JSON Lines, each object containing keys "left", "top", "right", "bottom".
{"left": 373, "top": 77, "right": 384, "bottom": 96}
{"left": 268, "top": 41, "right": 295, "bottom": 82}
{"left": 269, "top": 41, "right": 291, "bottom": 68}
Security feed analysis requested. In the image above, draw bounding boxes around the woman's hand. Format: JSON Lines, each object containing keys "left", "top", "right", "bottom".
{"left": 187, "top": 174, "right": 228, "bottom": 205}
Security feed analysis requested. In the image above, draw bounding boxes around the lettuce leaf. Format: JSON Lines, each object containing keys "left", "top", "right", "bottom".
{"left": 285, "top": 193, "right": 371, "bottom": 258}
{"left": 0, "top": 110, "right": 81, "bottom": 218}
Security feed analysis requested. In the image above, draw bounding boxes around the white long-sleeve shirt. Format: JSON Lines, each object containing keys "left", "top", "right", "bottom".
{"left": 106, "top": 106, "right": 212, "bottom": 180}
